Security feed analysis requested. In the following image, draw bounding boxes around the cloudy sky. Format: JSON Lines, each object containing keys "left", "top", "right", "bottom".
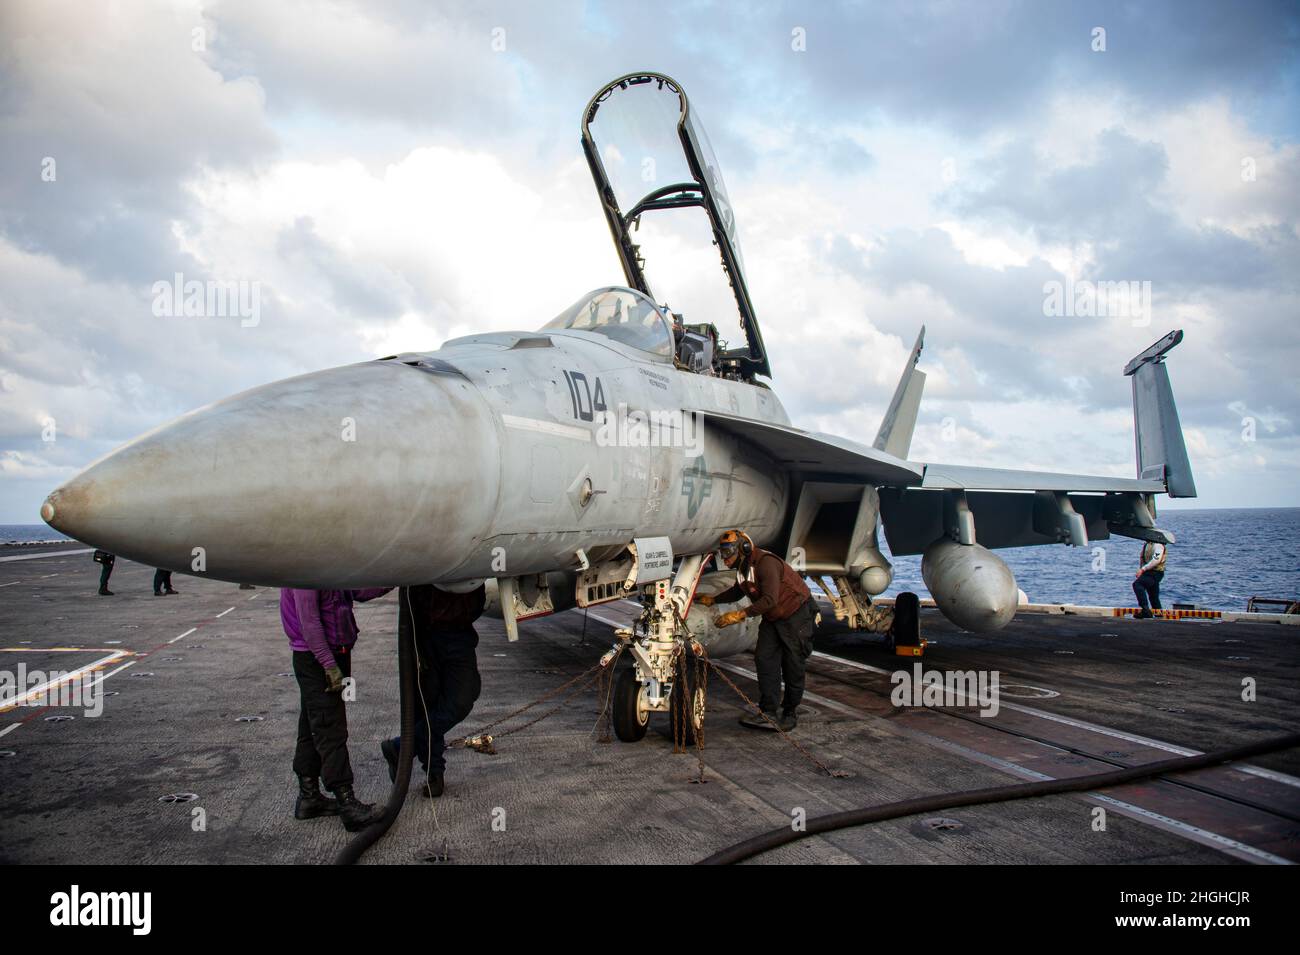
{"left": 2, "top": 0, "right": 1297, "bottom": 523}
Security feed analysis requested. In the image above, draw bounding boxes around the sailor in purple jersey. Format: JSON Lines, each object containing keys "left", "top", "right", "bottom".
{"left": 280, "top": 587, "right": 390, "bottom": 832}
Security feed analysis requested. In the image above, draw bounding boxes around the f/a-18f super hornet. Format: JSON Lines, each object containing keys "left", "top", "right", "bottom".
{"left": 43, "top": 72, "right": 1195, "bottom": 742}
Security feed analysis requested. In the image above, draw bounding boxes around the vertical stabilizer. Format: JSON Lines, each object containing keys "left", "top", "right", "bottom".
{"left": 874, "top": 326, "right": 926, "bottom": 459}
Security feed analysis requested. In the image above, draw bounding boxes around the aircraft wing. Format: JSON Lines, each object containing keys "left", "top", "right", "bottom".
{"left": 916, "top": 463, "right": 1163, "bottom": 494}
{"left": 701, "top": 411, "right": 1162, "bottom": 494}
{"left": 880, "top": 330, "right": 1195, "bottom": 553}
{"left": 703, "top": 408, "right": 1173, "bottom": 553}
{"left": 876, "top": 462, "right": 1174, "bottom": 555}
{"left": 699, "top": 411, "right": 922, "bottom": 485}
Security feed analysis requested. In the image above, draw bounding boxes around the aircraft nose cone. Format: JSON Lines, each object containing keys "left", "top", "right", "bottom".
{"left": 42, "top": 360, "right": 500, "bottom": 587}
{"left": 43, "top": 472, "right": 111, "bottom": 542}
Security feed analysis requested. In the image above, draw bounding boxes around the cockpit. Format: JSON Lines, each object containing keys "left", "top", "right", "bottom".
{"left": 540, "top": 287, "right": 674, "bottom": 360}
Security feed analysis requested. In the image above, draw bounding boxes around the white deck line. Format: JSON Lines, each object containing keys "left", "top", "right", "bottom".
{"left": 0, "top": 548, "right": 92, "bottom": 562}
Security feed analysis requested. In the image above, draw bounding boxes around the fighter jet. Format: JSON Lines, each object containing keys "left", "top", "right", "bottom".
{"left": 41, "top": 72, "right": 1195, "bottom": 741}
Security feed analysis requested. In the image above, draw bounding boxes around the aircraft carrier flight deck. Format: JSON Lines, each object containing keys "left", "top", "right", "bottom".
{"left": 2, "top": 542, "right": 1295, "bottom": 866}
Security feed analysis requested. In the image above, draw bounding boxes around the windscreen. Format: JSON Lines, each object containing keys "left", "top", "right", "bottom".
{"left": 540, "top": 287, "right": 673, "bottom": 359}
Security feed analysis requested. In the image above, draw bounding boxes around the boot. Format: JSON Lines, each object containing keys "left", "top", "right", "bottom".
{"left": 98, "top": 588, "right": 114, "bottom": 596}
{"left": 738, "top": 709, "right": 780, "bottom": 731}
{"left": 333, "top": 784, "right": 378, "bottom": 832}
{"left": 778, "top": 709, "right": 798, "bottom": 732}
{"left": 422, "top": 772, "right": 445, "bottom": 798}
{"left": 293, "top": 776, "right": 338, "bottom": 820}
{"left": 164, "top": 588, "right": 179, "bottom": 595}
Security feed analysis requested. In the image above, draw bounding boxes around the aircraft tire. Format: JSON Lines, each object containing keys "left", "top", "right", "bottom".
{"left": 668, "top": 648, "right": 706, "bottom": 746}
{"left": 612, "top": 667, "right": 649, "bottom": 742}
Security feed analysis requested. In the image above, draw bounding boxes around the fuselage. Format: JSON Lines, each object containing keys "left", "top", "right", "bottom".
{"left": 433, "top": 326, "right": 790, "bottom": 582}
{"left": 41, "top": 316, "right": 792, "bottom": 589}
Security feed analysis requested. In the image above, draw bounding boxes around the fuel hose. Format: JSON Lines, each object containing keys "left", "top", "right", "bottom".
{"left": 697, "top": 731, "right": 1300, "bottom": 865}
{"left": 333, "top": 587, "right": 418, "bottom": 865}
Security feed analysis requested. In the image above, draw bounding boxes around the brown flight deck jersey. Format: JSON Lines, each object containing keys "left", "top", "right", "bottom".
{"left": 713, "top": 546, "right": 811, "bottom": 621}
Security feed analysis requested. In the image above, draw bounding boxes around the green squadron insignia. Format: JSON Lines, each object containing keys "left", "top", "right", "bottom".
{"left": 681, "top": 455, "right": 713, "bottom": 519}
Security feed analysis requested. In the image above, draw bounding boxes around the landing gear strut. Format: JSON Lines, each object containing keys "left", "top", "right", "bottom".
{"left": 607, "top": 554, "right": 706, "bottom": 744}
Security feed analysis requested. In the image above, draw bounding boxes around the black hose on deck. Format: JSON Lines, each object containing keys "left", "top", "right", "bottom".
{"left": 698, "top": 731, "right": 1300, "bottom": 865}
{"left": 334, "top": 587, "right": 417, "bottom": 865}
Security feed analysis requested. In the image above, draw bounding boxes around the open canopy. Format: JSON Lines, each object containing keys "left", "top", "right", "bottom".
{"left": 581, "top": 72, "right": 771, "bottom": 380}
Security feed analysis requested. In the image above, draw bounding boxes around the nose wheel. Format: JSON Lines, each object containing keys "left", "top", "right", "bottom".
{"left": 612, "top": 659, "right": 706, "bottom": 745}
{"left": 612, "top": 667, "right": 650, "bottom": 742}
{"left": 669, "top": 649, "right": 706, "bottom": 746}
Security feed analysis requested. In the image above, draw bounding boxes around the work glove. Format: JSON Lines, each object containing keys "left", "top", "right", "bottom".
{"left": 713, "top": 609, "right": 747, "bottom": 628}
{"left": 325, "top": 666, "right": 345, "bottom": 693}
{"left": 695, "top": 593, "right": 716, "bottom": 607}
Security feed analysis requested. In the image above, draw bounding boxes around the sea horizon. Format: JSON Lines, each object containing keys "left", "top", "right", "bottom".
{"left": 5, "top": 506, "right": 1297, "bottom": 612}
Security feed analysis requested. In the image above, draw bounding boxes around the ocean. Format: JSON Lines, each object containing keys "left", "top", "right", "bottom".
{"left": 2, "top": 525, "right": 73, "bottom": 545}
{"left": 883, "top": 507, "right": 1300, "bottom": 612}
{"left": 4, "top": 508, "right": 1296, "bottom": 611}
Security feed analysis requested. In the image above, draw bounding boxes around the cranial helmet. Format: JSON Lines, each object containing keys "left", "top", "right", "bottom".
{"left": 717, "top": 529, "right": 753, "bottom": 569}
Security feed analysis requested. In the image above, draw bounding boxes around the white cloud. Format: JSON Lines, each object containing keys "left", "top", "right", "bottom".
{"left": 1, "top": 0, "right": 1297, "bottom": 522}
{"left": 0, "top": 450, "right": 76, "bottom": 482}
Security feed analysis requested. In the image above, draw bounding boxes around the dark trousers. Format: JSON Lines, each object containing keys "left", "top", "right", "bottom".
{"left": 152, "top": 569, "right": 172, "bottom": 593}
{"left": 1133, "top": 570, "right": 1164, "bottom": 611}
{"left": 393, "top": 626, "right": 481, "bottom": 774}
{"left": 753, "top": 599, "right": 817, "bottom": 714}
{"left": 292, "top": 650, "right": 353, "bottom": 790}
{"left": 98, "top": 562, "right": 113, "bottom": 590}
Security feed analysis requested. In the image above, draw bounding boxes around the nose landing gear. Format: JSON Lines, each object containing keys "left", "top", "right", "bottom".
{"left": 607, "top": 554, "right": 707, "bottom": 744}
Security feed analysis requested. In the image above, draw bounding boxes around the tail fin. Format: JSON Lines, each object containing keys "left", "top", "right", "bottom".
{"left": 1124, "top": 330, "right": 1197, "bottom": 498}
{"left": 874, "top": 326, "right": 926, "bottom": 459}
